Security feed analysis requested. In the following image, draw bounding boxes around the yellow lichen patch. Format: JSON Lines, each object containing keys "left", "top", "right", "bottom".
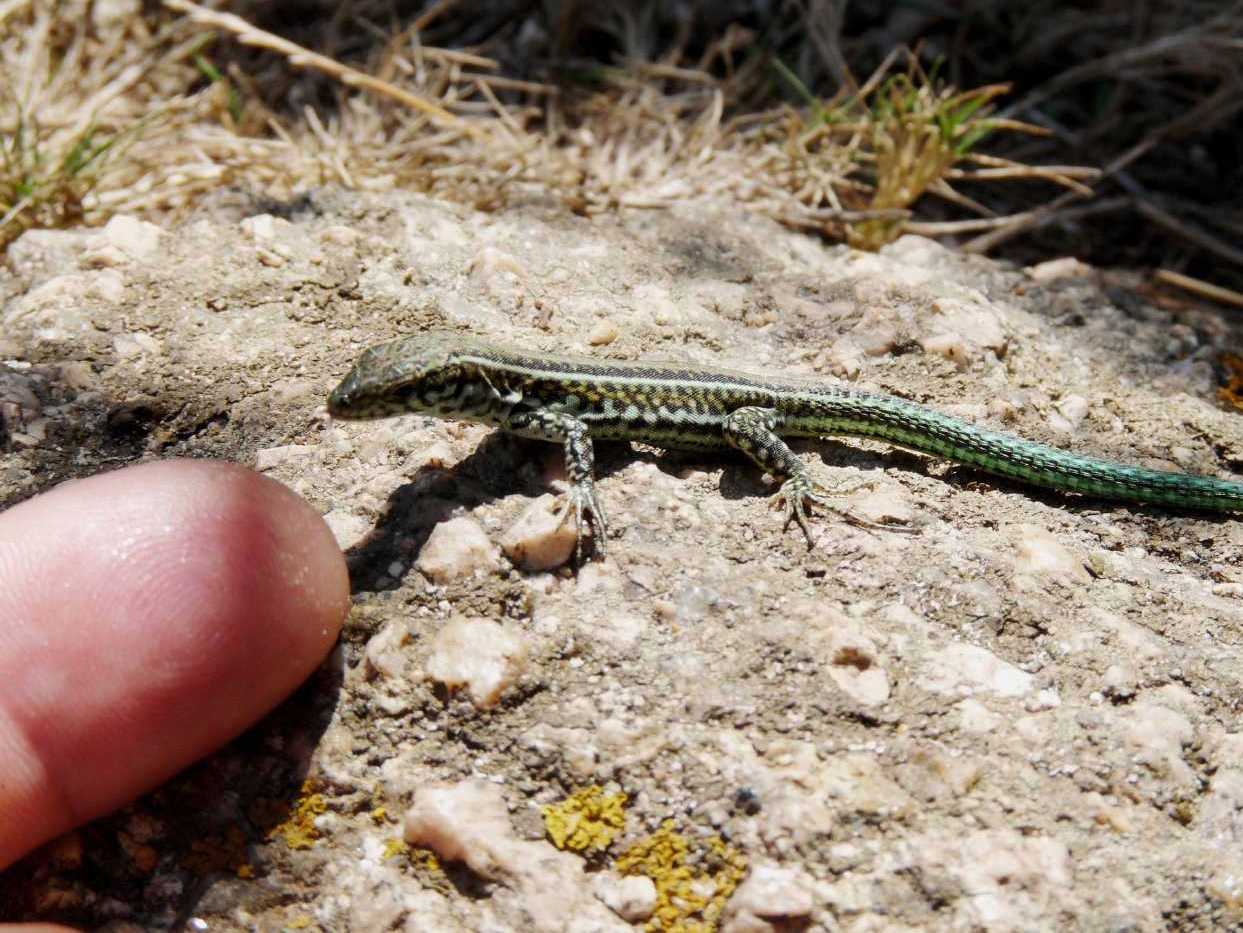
{"left": 543, "top": 785, "right": 628, "bottom": 853}
{"left": 408, "top": 847, "right": 444, "bottom": 875}
{"left": 251, "top": 779, "right": 328, "bottom": 851}
{"left": 371, "top": 806, "right": 390, "bottom": 825}
{"left": 383, "top": 838, "right": 408, "bottom": 860}
{"left": 615, "top": 820, "right": 748, "bottom": 932}
{"left": 286, "top": 916, "right": 314, "bottom": 929}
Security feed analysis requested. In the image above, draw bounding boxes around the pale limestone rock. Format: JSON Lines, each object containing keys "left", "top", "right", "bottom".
{"left": 823, "top": 623, "right": 891, "bottom": 706}
{"left": 424, "top": 617, "right": 528, "bottom": 709}
{"left": 690, "top": 280, "right": 749, "bottom": 319}
{"left": 1025, "top": 687, "right": 1061, "bottom": 712}
{"left": 822, "top": 339, "right": 863, "bottom": 378}
{"left": 957, "top": 698, "right": 1003, "bottom": 733}
{"left": 1102, "top": 663, "right": 1137, "bottom": 700}
{"left": 1012, "top": 524, "right": 1090, "bottom": 583}
{"left": 78, "top": 243, "right": 125, "bottom": 268}
{"left": 1147, "top": 682, "right": 1202, "bottom": 716}
{"left": 592, "top": 613, "right": 648, "bottom": 655}
{"left": 1198, "top": 766, "right": 1243, "bottom": 845}
{"left": 470, "top": 245, "right": 526, "bottom": 279}
{"left": 416, "top": 516, "right": 500, "bottom": 582}
{"left": 849, "top": 487, "right": 916, "bottom": 532}
{"left": 240, "top": 213, "right": 290, "bottom": 241}
{"left": 521, "top": 722, "right": 598, "bottom": 780}
{"left": 500, "top": 494, "right": 577, "bottom": 570}
{"left": 819, "top": 753, "right": 914, "bottom": 819}
{"left": 1122, "top": 701, "right": 1195, "bottom": 785}
{"left": 908, "top": 829, "right": 1073, "bottom": 929}
{"left": 882, "top": 234, "right": 955, "bottom": 269}
{"left": 631, "top": 281, "right": 691, "bottom": 326}
{"left": 256, "top": 247, "right": 288, "bottom": 267}
{"left": 437, "top": 290, "right": 510, "bottom": 329}
{"left": 591, "top": 870, "right": 656, "bottom": 923}
{"left": 586, "top": 320, "right": 619, "bottom": 346}
{"left": 856, "top": 325, "right": 901, "bottom": 357}
{"left": 712, "top": 734, "right": 836, "bottom": 846}
{"left": 405, "top": 780, "right": 507, "bottom": 870}
{"left": 313, "top": 845, "right": 454, "bottom": 931}
{"left": 112, "top": 332, "right": 161, "bottom": 360}
{"left": 721, "top": 861, "right": 814, "bottom": 933}
{"left": 1013, "top": 714, "right": 1051, "bottom": 746}
{"left": 404, "top": 780, "right": 629, "bottom": 933}
{"left": 83, "top": 215, "right": 163, "bottom": 265}
{"left": 5, "top": 228, "right": 93, "bottom": 275}
{"left": 1052, "top": 393, "right": 1090, "bottom": 431}
{"left": 894, "top": 744, "right": 982, "bottom": 802}
{"left": 1206, "top": 858, "right": 1243, "bottom": 910}
{"left": 1211, "top": 732, "right": 1243, "bottom": 769}
{"left": 7, "top": 271, "right": 125, "bottom": 326}
{"left": 320, "top": 224, "right": 361, "bottom": 247}
{"left": 90, "top": 269, "right": 126, "bottom": 303}
{"left": 254, "top": 444, "right": 316, "bottom": 472}
{"left": 469, "top": 246, "right": 526, "bottom": 299}
{"left": 917, "top": 297, "right": 1008, "bottom": 367}
{"left": 269, "top": 378, "right": 317, "bottom": 403}
{"left": 1083, "top": 608, "right": 1168, "bottom": 662}
{"left": 921, "top": 643, "right": 1033, "bottom": 697}
{"left": 365, "top": 620, "right": 411, "bottom": 680}
{"left": 322, "top": 509, "right": 373, "bottom": 551}
{"left": 1025, "top": 256, "right": 1092, "bottom": 281}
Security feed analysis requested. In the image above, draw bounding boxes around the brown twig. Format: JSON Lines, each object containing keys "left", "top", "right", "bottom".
{"left": 1155, "top": 269, "right": 1243, "bottom": 309}
{"left": 161, "top": 0, "right": 468, "bottom": 132}
{"left": 962, "top": 136, "right": 1157, "bottom": 253}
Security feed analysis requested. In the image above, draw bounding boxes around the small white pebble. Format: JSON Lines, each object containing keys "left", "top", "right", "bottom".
{"left": 416, "top": 516, "right": 500, "bottom": 582}
{"left": 722, "top": 861, "right": 814, "bottom": 929}
{"left": 256, "top": 247, "right": 288, "bottom": 268}
{"left": 593, "top": 871, "right": 656, "bottom": 922}
{"left": 320, "top": 224, "right": 361, "bottom": 247}
{"left": 425, "top": 617, "right": 529, "bottom": 709}
{"left": 1025, "top": 257, "right": 1092, "bottom": 281}
{"left": 240, "top": 213, "right": 285, "bottom": 241}
{"left": 586, "top": 320, "right": 619, "bottom": 346}
{"left": 500, "top": 494, "right": 576, "bottom": 570}
{"left": 93, "top": 214, "right": 161, "bottom": 263}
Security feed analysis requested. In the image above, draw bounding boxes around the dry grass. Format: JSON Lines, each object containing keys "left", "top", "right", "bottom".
{"left": 730, "top": 50, "right": 1096, "bottom": 248}
{"left": 4, "top": 0, "right": 1230, "bottom": 287}
{"left": 0, "top": 0, "right": 219, "bottom": 248}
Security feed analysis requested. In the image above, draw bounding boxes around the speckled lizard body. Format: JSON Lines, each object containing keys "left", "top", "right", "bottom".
{"left": 328, "top": 330, "right": 1243, "bottom": 557}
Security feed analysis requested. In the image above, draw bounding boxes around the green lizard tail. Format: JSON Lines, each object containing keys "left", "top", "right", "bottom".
{"left": 809, "top": 393, "right": 1243, "bottom": 513}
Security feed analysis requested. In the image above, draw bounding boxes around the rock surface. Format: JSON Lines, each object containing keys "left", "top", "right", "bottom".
{"left": 3, "top": 194, "right": 1243, "bottom": 930}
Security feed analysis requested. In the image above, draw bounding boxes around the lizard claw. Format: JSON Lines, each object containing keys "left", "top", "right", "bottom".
{"left": 556, "top": 482, "right": 609, "bottom": 562}
{"left": 772, "top": 474, "right": 915, "bottom": 547}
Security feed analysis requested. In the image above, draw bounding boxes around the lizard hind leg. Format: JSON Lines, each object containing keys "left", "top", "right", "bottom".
{"left": 722, "top": 405, "right": 913, "bottom": 547}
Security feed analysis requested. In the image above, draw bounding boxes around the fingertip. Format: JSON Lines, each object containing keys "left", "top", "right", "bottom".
{"left": 0, "top": 460, "right": 349, "bottom": 868}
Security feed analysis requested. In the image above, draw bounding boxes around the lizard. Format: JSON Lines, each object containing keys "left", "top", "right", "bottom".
{"left": 327, "top": 329, "right": 1243, "bottom": 559}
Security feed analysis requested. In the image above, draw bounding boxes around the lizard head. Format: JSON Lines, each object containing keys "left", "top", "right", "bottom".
{"left": 327, "top": 331, "right": 469, "bottom": 419}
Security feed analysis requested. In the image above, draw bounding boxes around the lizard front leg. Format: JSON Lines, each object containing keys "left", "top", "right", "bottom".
{"left": 722, "top": 405, "right": 906, "bottom": 545}
{"left": 507, "top": 409, "right": 608, "bottom": 561}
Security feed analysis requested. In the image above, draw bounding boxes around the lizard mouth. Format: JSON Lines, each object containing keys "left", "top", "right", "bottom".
{"left": 326, "top": 375, "right": 362, "bottom": 417}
